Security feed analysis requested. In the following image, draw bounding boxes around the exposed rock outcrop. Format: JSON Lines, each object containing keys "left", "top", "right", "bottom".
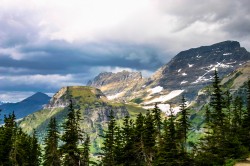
{"left": 87, "top": 70, "right": 146, "bottom": 101}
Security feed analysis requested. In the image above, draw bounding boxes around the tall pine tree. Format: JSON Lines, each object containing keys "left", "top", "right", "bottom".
{"left": 61, "top": 100, "right": 83, "bottom": 166}
{"left": 81, "top": 134, "right": 90, "bottom": 166}
{"left": 177, "top": 95, "right": 191, "bottom": 165}
{"left": 30, "top": 130, "right": 41, "bottom": 166}
{"left": 101, "top": 110, "right": 116, "bottom": 166}
{"left": 177, "top": 95, "right": 190, "bottom": 153}
{"left": 43, "top": 117, "right": 61, "bottom": 166}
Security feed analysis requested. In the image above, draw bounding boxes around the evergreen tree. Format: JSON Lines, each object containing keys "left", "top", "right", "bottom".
{"left": 152, "top": 104, "right": 162, "bottom": 138}
{"left": 143, "top": 111, "right": 156, "bottom": 165}
{"left": 154, "top": 118, "right": 168, "bottom": 166}
{"left": 133, "top": 113, "right": 146, "bottom": 165}
{"left": 10, "top": 128, "right": 32, "bottom": 165}
{"left": 195, "top": 71, "right": 249, "bottom": 165}
{"left": 232, "top": 97, "right": 243, "bottom": 131}
{"left": 101, "top": 110, "right": 116, "bottom": 166}
{"left": 161, "top": 105, "right": 178, "bottom": 166}
{"left": 205, "top": 105, "right": 211, "bottom": 124}
{"left": 177, "top": 95, "right": 190, "bottom": 153}
{"left": 177, "top": 95, "right": 191, "bottom": 165}
{"left": 195, "top": 70, "right": 226, "bottom": 165}
{"left": 61, "top": 100, "right": 82, "bottom": 166}
{"left": 224, "top": 90, "right": 232, "bottom": 127}
{"left": 43, "top": 117, "right": 61, "bottom": 166}
{"left": 120, "top": 116, "right": 135, "bottom": 165}
{"left": 210, "top": 69, "right": 225, "bottom": 128}
{"left": 30, "top": 130, "right": 41, "bottom": 166}
{"left": 0, "top": 112, "right": 16, "bottom": 165}
{"left": 81, "top": 134, "right": 90, "bottom": 166}
{"left": 113, "top": 125, "right": 123, "bottom": 165}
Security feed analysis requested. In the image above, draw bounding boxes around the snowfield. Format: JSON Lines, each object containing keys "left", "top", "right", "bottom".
{"left": 192, "top": 62, "right": 233, "bottom": 84}
{"left": 180, "top": 81, "right": 188, "bottom": 85}
{"left": 147, "top": 86, "right": 163, "bottom": 94}
{"left": 107, "top": 92, "right": 124, "bottom": 100}
{"left": 145, "top": 90, "right": 184, "bottom": 104}
{"left": 223, "top": 53, "right": 232, "bottom": 56}
{"left": 142, "top": 104, "right": 181, "bottom": 115}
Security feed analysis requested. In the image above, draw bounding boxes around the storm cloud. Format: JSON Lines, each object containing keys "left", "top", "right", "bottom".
{"left": 0, "top": 0, "right": 250, "bottom": 101}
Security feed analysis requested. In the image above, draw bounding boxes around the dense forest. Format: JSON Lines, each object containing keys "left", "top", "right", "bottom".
{"left": 0, "top": 70, "right": 250, "bottom": 166}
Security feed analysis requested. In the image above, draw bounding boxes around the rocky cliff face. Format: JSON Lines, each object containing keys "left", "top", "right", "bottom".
{"left": 44, "top": 86, "right": 108, "bottom": 109}
{"left": 148, "top": 41, "right": 250, "bottom": 100}
{"left": 152, "top": 41, "right": 250, "bottom": 90}
{"left": 87, "top": 70, "right": 146, "bottom": 101}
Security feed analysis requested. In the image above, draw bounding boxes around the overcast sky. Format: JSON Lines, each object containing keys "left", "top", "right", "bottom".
{"left": 1, "top": 0, "right": 250, "bottom": 102}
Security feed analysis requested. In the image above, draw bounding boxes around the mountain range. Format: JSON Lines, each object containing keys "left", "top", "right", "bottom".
{"left": 2, "top": 40, "right": 250, "bottom": 154}
{"left": 88, "top": 40, "right": 250, "bottom": 113}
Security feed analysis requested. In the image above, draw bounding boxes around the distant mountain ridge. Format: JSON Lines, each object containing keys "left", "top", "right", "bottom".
{"left": 0, "top": 101, "right": 4, "bottom": 105}
{"left": 0, "top": 92, "right": 51, "bottom": 120}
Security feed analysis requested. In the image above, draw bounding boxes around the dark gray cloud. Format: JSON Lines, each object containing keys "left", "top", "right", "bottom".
{"left": 0, "top": 0, "right": 250, "bottom": 102}
{"left": 0, "top": 41, "right": 166, "bottom": 74}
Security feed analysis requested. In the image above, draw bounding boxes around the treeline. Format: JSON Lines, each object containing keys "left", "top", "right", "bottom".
{"left": 101, "top": 70, "right": 250, "bottom": 166}
{"left": 0, "top": 101, "right": 90, "bottom": 166}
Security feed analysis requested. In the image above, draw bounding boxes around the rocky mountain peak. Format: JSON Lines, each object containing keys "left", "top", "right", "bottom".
{"left": 22, "top": 92, "right": 50, "bottom": 103}
{"left": 87, "top": 70, "right": 142, "bottom": 88}
{"left": 152, "top": 40, "right": 250, "bottom": 89}
{"left": 0, "top": 92, "right": 51, "bottom": 119}
{"left": 87, "top": 71, "right": 145, "bottom": 101}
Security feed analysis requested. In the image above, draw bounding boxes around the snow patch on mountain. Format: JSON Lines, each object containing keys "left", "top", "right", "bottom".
{"left": 226, "top": 61, "right": 237, "bottom": 65}
{"left": 223, "top": 53, "right": 232, "bottom": 56}
{"left": 145, "top": 90, "right": 184, "bottom": 104}
{"left": 143, "top": 104, "right": 181, "bottom": 115}
{"left": 107, "top": 92, "right": 124, "bottom": 100}
{"left": 196, "top": 55, "right": 202, "bottom": 58}
{"left": 147, "top": 86, "right": 163, "bottom": 94}
{"left": 192, "top": 62, "right": 234, "bottom": 84}
{"left": 180, "top": 81, "right": 188, "bottom": 85}
{"left": 192, "top": 75, "right": 213, "bottom": 84}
